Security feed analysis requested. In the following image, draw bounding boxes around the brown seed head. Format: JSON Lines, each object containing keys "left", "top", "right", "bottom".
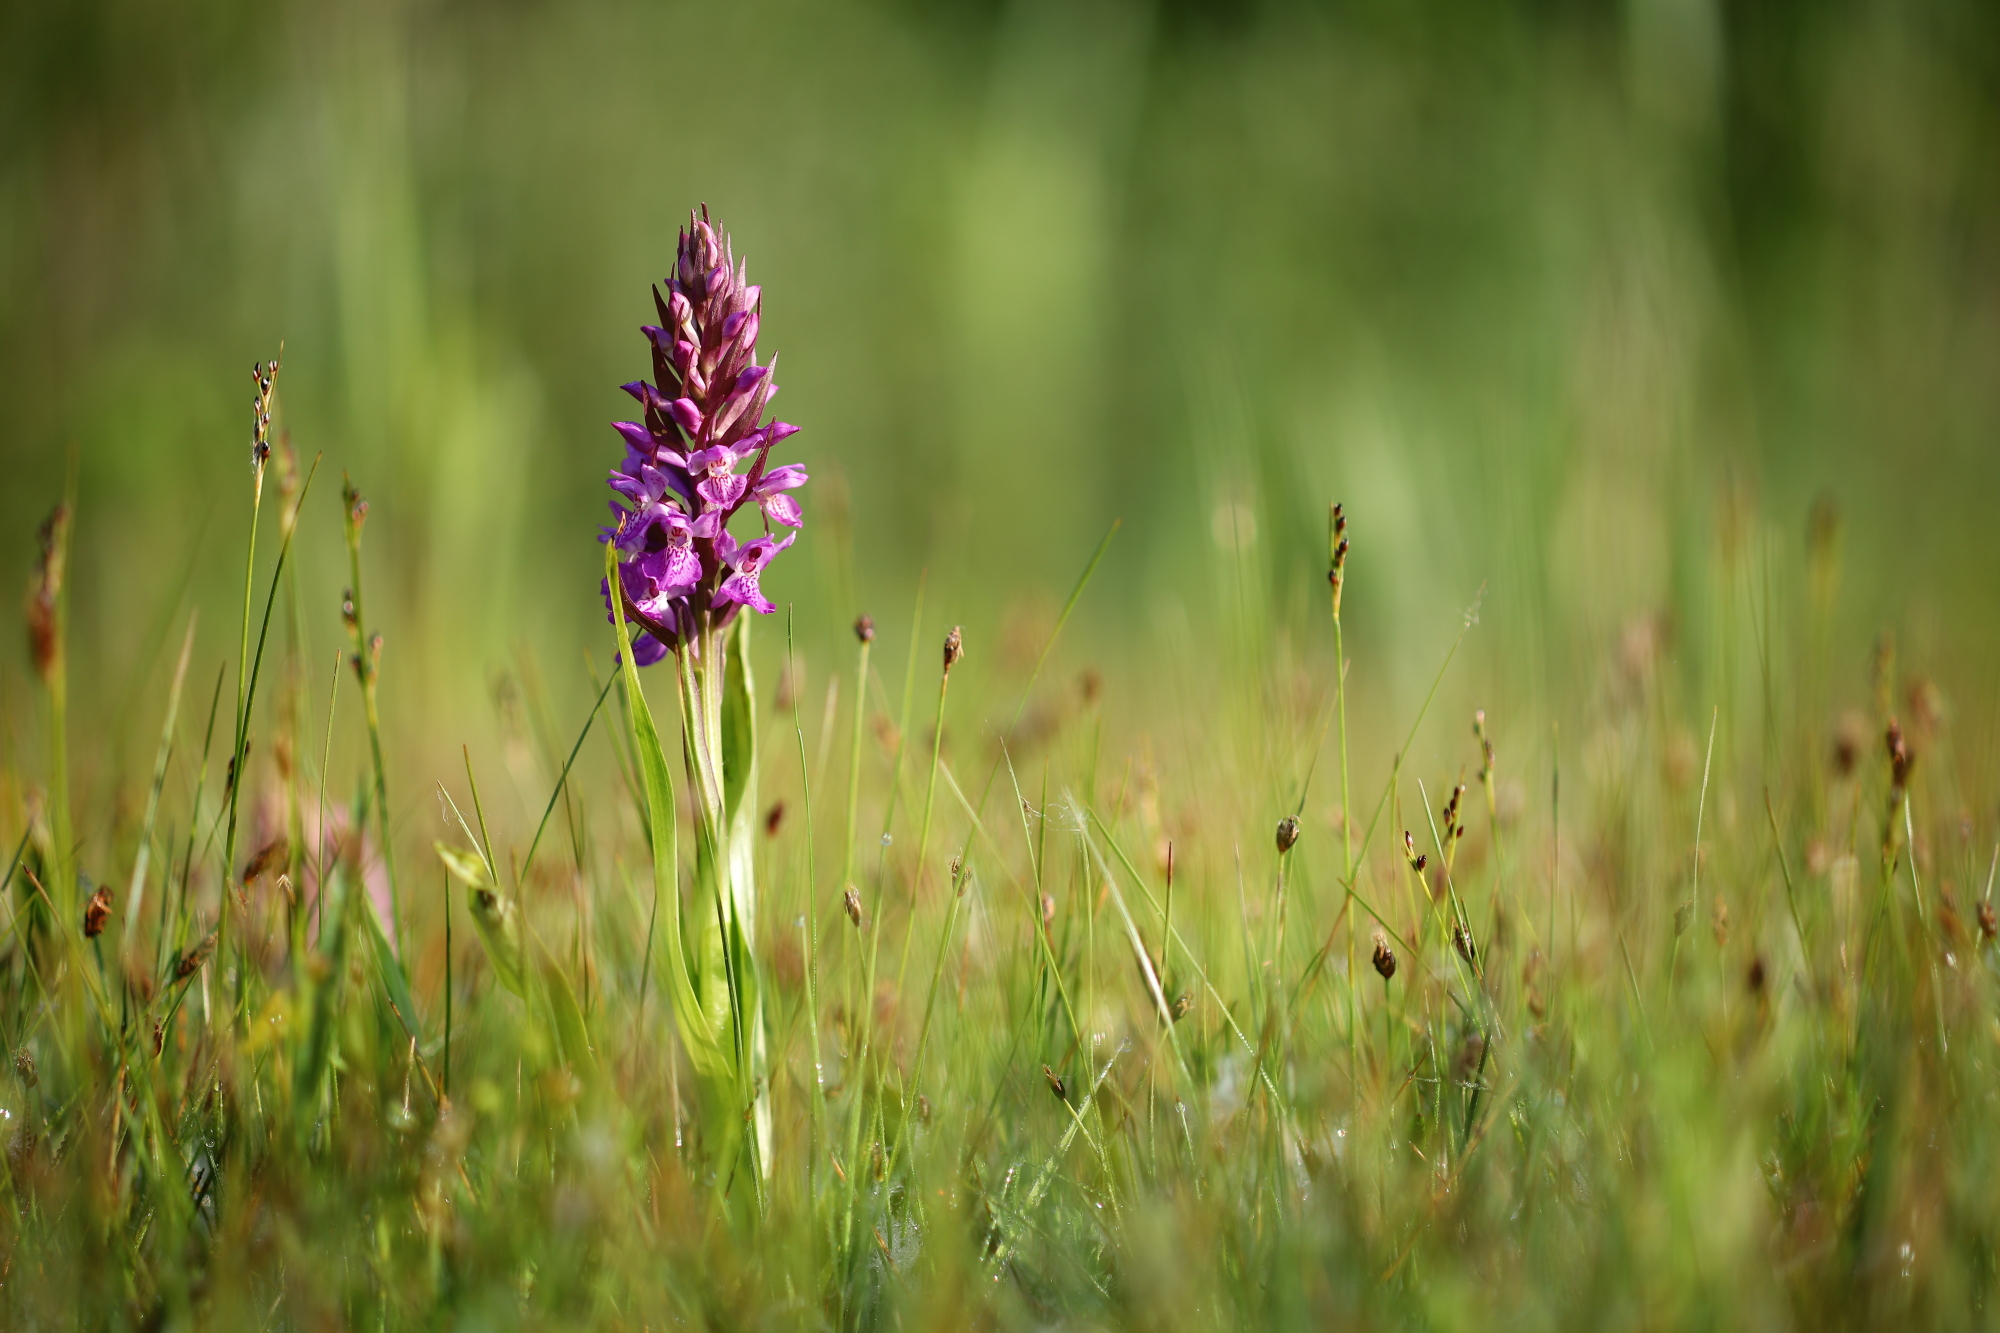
{"left": 1042, "top": 1064, "right": 1067, "bottom": 1103}
{"left": 176, "top": 932, "right": 218, "bottom": 981}
{"left": 1979, "top": 902, "right": 1996, "bottom": 942}
{"left": 943, "top": 625, "right": 965, "bottom": 675}
{"left": 764, "top": 800, "right": 786, "bottom": 837}
{"left": 842, "top": 886, "right": 865, "bottom": 931}
{"left": 1452, "top": 921, "right": 1476, "bottom": 964}
{"left": 25, "top": 504, "right": 70, "bottom": 683}
{"left": 1886, "top": 719, "right": 1913, "bottom": 792}
{"left": 1747, "top": 954, "right": 1768, "bottom": 994}
{"left": 342, "top": 477, "right": 368, "bottom": 531}
{"left": 83, "top": 883, "right": 113, "bottom": 939}
{"left": 1275, "top": 815, "right": 1301, "bottom": 855}
{"left": 1328, "top": 504, "right": 1351, "bottom": 619}
{"left": 1371, "top": 933, "right": 1397, "bottom": 981}
{"left": 243, "top": 838, "right": 289, "bottom": 882}
{"left": 13, "top": 1047, "right": 36, "bottom": 1089}
{"left": 854, "top": 614, "right": 874, "bottom": 644}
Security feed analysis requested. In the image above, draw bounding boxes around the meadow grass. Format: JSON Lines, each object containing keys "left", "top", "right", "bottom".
{"left": 2, "top": 365, "right": 1998, "bottom": 1332}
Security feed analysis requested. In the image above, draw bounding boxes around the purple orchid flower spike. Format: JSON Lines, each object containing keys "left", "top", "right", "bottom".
{"left": 597, "top": 207, "right": 808, "bottom": 662}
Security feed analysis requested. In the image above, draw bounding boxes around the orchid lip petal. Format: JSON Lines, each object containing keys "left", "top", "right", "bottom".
{"left": 698, "top": 473, "right": 749, "bottom": 510}
{"left": 762, "top": 493, "right": 803, "bottom": 527}
{"left": 716, "top": 571, "right": 776, "bottom": 615}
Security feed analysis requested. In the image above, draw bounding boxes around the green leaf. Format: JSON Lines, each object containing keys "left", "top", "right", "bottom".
{"left": 294, "top": 836, "right": 356, "bottom": 1112}
{"left": 534, "top": 939, "right": 597, "bottom": 1082}
{"left": 357, "top": 885, "right": 422, "bottom": 1042}
{"left": 434, "top": 841, "right": 492, "bottom": 890}
{"left": 465, "top": 885, "right": 527, "bottom": 999}
{"left": 720, "top": 613, "right": 757, "bottom": 827}
{"left": 606, "top": 544, "right": 733, "bottom": 1087}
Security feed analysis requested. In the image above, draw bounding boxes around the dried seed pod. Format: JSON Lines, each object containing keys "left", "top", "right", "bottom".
{"left": 243, "top": 838, "right": 289, "bottom": 882}
{"left": 1275, "top": 816, "right": 1301, "bottom": 855}
{"left": 82, "top": 883, "right": 113, "bottom": 939}
{"left": 1371, "top": 932, "right": 1397, "bottom": 981}
{"left": 176, "top": 932, "right": 218, "bottom": 981}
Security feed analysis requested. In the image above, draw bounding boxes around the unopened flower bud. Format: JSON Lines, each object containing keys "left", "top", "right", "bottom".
{"left": 1371, "top": 933, "right": 1397, "bottom": 981}
{"left": 1886, "top": 719, "right": 1913, "bottom": 792}
{"left": 83, "top": 882, "right": 113, "bottom": 939}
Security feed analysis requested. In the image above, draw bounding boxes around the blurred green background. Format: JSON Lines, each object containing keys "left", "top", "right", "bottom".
{"left": 4, "top": 0, "right": 1998, "bottom": 780}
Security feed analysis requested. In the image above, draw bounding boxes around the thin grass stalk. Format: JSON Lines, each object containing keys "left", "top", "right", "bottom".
{"left": 126, "top": 612, "right": 197, "bottom": 963}
{"left": 36, "top": 491, "right": 77, "bottom": 928}
{"left": 313, "top": 653, "right": 342, "bottom": 945}
{"left": 785, "top": 609, "right": 827, "bottom": 1230}
{"left": 341, "top": 474, "right": 402, "bottom": 957}
{"left": 220, "top": 363, "right": 278, "bottom": 992}
{"left": 842, "top": 621, "right": 871, "bottom": 892}
{"left": 891, "top": 636, "right": 956, "bottom": 1012}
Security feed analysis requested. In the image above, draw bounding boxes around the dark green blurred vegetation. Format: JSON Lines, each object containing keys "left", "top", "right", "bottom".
{"left": 4, "top": 0, "right": 1998, "bottom": 754}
